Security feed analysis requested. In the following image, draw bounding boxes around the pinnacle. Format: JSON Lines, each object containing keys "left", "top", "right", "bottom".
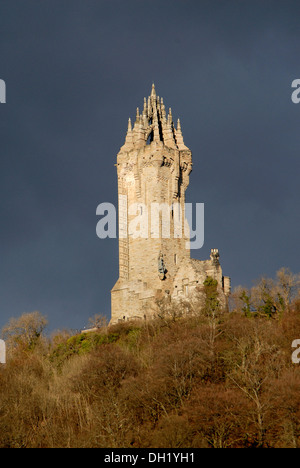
{"left": 151, "top": 83, "right": 156, "bottom": 97}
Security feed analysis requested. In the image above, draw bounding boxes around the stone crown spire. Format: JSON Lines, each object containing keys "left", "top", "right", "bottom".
{"left": 121, "top": 84, "right": 190, "bottom": 151}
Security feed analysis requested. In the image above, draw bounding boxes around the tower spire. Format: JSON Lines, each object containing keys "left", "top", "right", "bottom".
{"left": 175, "top": 118, "right": 188, "bottom": 150}
{"left": 123, "top": 117, "right": 133, "bottom": 148}
{"left": 151, "top": 83, "right": 156, "bottom": 98}
{"left": 119, "top": 85, "right": 190, "bottom": 151}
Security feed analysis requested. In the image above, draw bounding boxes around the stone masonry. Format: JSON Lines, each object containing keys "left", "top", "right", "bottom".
{"left": 111, "top": 85, "right": 230, "bottom": 323}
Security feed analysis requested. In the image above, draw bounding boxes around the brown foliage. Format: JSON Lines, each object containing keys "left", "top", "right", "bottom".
{"left": 1, "top": 291, "right": 300, "bottom": 448}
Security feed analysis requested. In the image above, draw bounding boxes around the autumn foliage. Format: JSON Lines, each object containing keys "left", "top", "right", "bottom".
{"left": 0, "top": 270, "right": 300, "bottom": 448}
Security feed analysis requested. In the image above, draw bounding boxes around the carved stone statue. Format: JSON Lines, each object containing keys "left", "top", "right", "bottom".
{"left": 158, "top": 251, "right": 166, "bottom": 280}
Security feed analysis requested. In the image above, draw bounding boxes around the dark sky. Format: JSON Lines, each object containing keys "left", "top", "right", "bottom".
{"left": 0, "top": 0, "right": 300, "bottom": 333}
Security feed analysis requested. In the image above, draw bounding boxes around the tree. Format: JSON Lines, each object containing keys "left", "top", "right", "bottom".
{"left": 224, "top": 318, "right": 284, "bottom": 447}
{"left": 275, "top": 267, "right": 300, "bottom": 312}
{"left": 232, "top": 269, "right": 300, "bottom": 319}
{"left": 88, "top": 313, "right": 107, "bottom": 329}
{"left": 251, "top": 277, "right": 278, "bottom": 318}
{"left": 197, "top": 277, "right": 223, "bottom": 355}
{"left": 202, "top": 276, "right": 220, "bottom": 316}
{"left": 156, "top": 296, "right": 188, "bottom": 324}
{"left": 230, "top": 286, "right": 253, "bottom": 317}
{"left": 1, "top": 311, "right": 48, "bottom": 351}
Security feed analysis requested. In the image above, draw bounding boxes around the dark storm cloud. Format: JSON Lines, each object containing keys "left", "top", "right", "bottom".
{"left": 0, "top": 0, "right": 299, "bottom": 332}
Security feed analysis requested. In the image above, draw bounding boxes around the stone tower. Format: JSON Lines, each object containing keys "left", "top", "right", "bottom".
{"left": 111, "top": 84, "right": 230, "bottom": 323}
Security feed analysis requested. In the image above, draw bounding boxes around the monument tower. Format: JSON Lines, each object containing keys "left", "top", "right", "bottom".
{"left": 111, "top": 84, "right": 230, "bottom": 323}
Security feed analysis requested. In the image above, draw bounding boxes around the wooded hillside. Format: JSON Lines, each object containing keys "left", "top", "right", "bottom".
{"left": 0, "top": 268, "right": 300, "bottom": 448}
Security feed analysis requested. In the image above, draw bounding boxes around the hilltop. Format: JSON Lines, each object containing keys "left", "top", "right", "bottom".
{"left": 0, "top": 269, "right": 300, "bottom": 448}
